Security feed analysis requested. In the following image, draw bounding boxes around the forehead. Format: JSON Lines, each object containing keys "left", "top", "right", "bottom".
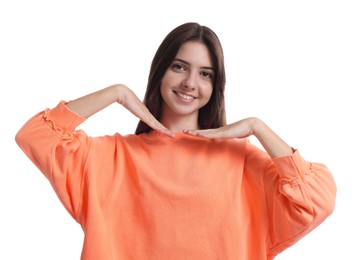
{"left": 175, "top": 41, "right": 213, "bottom": 67}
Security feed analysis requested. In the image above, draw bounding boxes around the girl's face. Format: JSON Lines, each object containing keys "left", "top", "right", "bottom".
{"left": 160, "top": 41, "right": 214, "bottom": 129}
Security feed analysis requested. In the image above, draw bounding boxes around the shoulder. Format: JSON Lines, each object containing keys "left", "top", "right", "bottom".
{"left": 242, "top": 139, "right": 270, "bottom": 166}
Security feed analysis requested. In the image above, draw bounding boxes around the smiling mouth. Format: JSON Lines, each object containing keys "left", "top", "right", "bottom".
{"left": 173, "top": 91, "right": 197, "bottom": 101}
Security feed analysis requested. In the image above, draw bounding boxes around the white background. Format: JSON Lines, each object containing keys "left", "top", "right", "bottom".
{"left": 1, "top": 0, "right": 360, "bottom": 259}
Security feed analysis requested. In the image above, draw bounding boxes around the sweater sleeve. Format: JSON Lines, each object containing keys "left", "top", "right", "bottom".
{"left": 15, "top": 101, "right": 91, "bottom": 221}
{"left": 263, "top": 149, "right": 337, "bottom": 257}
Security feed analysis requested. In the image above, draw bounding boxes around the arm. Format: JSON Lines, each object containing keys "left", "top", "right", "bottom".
{"left": 185, "top": 117, "right": 336, "bottom": 255}
{"left": 15, "top": 100, "right": 91, "bottom": 220}
{"left": 65, "top": 84, "right": 121, "bottom": 118}
{"left": 15, "top": 84, "right": 173, "bottom": 220}
{"left": 66, "top": 84, "right": 173, "bottom": 137}
{"left": 264, "top": 150, "right": 336, "bottom": 256}
{"left": 251, "top": 118, "right": 293, "bottom": 158}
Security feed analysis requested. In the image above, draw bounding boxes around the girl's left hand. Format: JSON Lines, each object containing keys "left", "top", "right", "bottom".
{"left": 185, "top": 117, "right": 293, "bottom": 158}
{"left": 183, "top": 117, "right": 259, "bottom": 139}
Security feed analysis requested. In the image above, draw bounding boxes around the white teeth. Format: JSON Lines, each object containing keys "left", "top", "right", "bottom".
{"left": 176, "top": 92, "right": 194, "bottom": 100}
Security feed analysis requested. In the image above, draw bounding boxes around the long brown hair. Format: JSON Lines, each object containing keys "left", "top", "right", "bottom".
{"left": 135, "top": 22, "right": 226, "bottom": 135}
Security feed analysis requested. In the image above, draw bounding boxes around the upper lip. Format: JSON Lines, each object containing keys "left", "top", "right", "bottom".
{"left": 173, "top": 90, "right": 197, "bottom": 99}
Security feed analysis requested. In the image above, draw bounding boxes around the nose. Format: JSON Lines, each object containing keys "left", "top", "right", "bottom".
{"left": 182, "top": 71, "right": 197, "bottom": 90}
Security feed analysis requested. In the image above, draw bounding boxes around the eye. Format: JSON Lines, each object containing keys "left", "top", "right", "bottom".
{"left": 171, "top": 63, "right": 186, "bottom": 71}
{"left": 200, "top": 71, "right": 213, "bottom": 79}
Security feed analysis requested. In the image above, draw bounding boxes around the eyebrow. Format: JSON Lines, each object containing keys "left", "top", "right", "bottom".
{"left": 173, "top": 58, "right": 214, "bottom": 71}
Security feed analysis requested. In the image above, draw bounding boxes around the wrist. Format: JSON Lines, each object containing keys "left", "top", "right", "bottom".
{"left": 249, "top": 117, "right": 264, "bottom": 137}
{"left": 109, "top": 84, "right": 127, "bottom": 104}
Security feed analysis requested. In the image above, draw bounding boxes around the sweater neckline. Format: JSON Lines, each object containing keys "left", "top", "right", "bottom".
{"left": 144, "top": 130, "right": 208, "bottom": 141}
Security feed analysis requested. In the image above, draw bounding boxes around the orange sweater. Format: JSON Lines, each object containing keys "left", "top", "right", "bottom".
{"left": 15, "top": 101, "right": 336, "bottom": 260}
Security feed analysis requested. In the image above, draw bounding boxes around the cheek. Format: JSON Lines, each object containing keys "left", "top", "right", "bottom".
{"left": 203, "top": 83, "right": 213, "bottom": 101}
{"left": 160, "top": 79, "right": 169, "bottom": 99}
{"left": 160, "top": 73, "right": 171, "bottom": 94}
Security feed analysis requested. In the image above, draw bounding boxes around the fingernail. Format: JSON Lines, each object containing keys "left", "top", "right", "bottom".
{"left": 167, "top": 130, "right": 175, "bottom": 138}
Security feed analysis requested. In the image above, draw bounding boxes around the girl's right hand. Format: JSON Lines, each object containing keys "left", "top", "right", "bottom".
{"left": 115, "top": 84, "right": 174, "bottom": 138}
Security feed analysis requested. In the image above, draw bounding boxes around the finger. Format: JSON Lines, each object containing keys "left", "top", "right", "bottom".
{"left": 144, "top": 116, "right": 175, "bottom": 138}
{"left": 158, "top": 128, "right": 175, "bottom": 138}
{"left": 154, "top": 123, "right": 175, "bottom": 138}
{"left": 183, "top": 129, "right": 218, "bottom": 138}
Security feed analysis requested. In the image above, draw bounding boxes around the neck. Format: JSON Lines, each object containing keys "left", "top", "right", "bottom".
{"left": 160, "top": 112, "right": 199, "bottom": 132}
